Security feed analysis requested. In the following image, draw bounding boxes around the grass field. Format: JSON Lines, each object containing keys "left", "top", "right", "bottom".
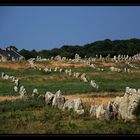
{"left": 0, "top": 60, "right": 140, "bottom": 134}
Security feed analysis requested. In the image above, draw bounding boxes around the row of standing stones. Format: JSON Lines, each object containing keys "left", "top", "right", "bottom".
{"left": 44, "top": 87, "right": 140, "bottom": 122}
{"left": 28, "top": 53, "right": 140, "bottom": 100}
{"left": 1, "top": 71, "right": 140, "bottom": 122}
{"left": 28, "top": 58, "right": 99, "bottom": 90}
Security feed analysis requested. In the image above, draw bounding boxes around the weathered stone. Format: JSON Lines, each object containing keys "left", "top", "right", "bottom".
{"left": 75, "top": 109, "right": 84, "bottom": 115}
{"left": 67, "top": 69, "right": 72, "bottom": 76}
{"left": 59, "top": 68, "right": 63, "bottom": 73}
{"left": 105, "top": 101, "right": 118, "bottom": 120}
{"left": 75, "top": 72, "right": 80, "bottom": 78}
{"left": 32, "top": 88, "right": 39, "bottom": 97}
{"left": 19, "top": 85, "right": 27, "bottom": 97}
{"left": 112, "top": 90, "right": 140, "bottom": 122}
{"left": 81, "top": 73, "right": 88, "bottom": 82}
{"left": 15, "top": 79, "right": 20, "bottom": 87}
{"left": 90, "top": 80, "right": 99, "bottom": 89}
{"left": 63, "top": 98, "right": 84, "bottom": 115}
{"left": 54, "top": 67, "right": 58, "bottom": 72}
{"left": 89, "top": 105, "right": 99, "bottom": 117}
{"left": 3, "top": 74, "right": 9, "bottom": 80}
{"left": 45, "top": 91, "right": 54, "bottom": 105}
{"left": 14, "top": 86, "right": 18, "bottom": 92}
{"left": 52, "top": 90, "right": 65, "bottom": 109}
{"left": 89, "top": 64, "right": 95, "bottom": 69}
{"left": 54, "top": 55, "right": 61, "bottom": 61}
{"left": 110, "top": 67, "right": 121, "bottom": 72}
{"left": 1, "top": 72, "right": 5, "bottom": 78}
{"left": 95, "top": 105, "right": 106, "bottom": 120}
{"left": 75, "top": 53, "right": 81, "bottom": 60}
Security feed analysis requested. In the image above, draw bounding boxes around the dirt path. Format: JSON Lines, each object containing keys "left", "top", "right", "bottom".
{"left": 0, "top": 62, "right": 30, "bottom": 70}
{"left": 0, "top": 96, "right": 21, "bottom": 102}
{"left": 48, "top": 61, "right": 87, "bottom": 68}
{"left": 65, "top": 93, "right": 116, "bottom": 106}
{"left": 0, "top": 93, "right": 118, "bottom": 106}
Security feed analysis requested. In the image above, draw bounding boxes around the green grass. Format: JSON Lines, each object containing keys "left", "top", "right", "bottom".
{"left": 0, "top": 61, "right": 140, "bottom": 133}
{"left": 0, "top": 98, "right": 140, "bottom": 134}
{"left": 0, "top": 62, "right": 140, "bottom": 96}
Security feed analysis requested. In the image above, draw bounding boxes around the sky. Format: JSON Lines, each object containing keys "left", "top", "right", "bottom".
{"left": 0, "top": 6, "right": 140, "bottom": 51}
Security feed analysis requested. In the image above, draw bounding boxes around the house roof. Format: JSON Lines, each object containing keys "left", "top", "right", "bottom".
{"left": 0, "top": 48, "right": 24, "bottom": 59}
{"left": 0, "top": 48, "right": 10, "bottom": 58}
{"left": 6, "top": 49, "right": 24, "bottom": 59}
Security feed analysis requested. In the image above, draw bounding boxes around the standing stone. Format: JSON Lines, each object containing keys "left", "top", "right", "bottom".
{"left": 111, "top": 90, "right": 140, "bottom": 122}
{"left": 95, "top": 105, "right": 106, "bottom": 120}
{"left": 63, "top": 98, "right": 84, "bottom": 115}
{"left": 45, "top": 91, "right": 54, "bottom": 105}
{"left": 15, "top": 79, "right": 20, "bottom": 87}
{"left": 14, "top": 86, "right": 18, "bottom": 92}
{"left": 75, "top": 72, "right": 80, "bottom": 78}
{"left": 75, "top": 53, "right": 81, "bottom": 60}
{"left": 89, "top": 105, "right": 99, "bottom": 117}
{"left": 81, "top": 73, "right": 88, "bottom": 82}
{"left": 59, "top": 68, "right": 63, "bottom": 73}
{"left": 1, "top": 72, "right": 5, "bottom": 79}
{"left": 54, "top": 67, "right": 58, "bottom": 72}
{"left": 19, "top": 86, "right": 27, "bottom": 97}
{"left": 32, "top": 88, "right": 39, "bottom": 97}
{"left": 90, "top": 80, "right": 99, "bottom": 89}
{"left": 68, "top": 69, "right": 72, "bottom": 76}
{"left": 54, "top": 55, "right": 61, "bottom": 61}
{"left": 52, "top": 90, "right": 65, "bottom": 109}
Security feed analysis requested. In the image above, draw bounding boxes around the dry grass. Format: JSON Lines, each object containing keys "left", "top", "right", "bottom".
{"left": 65, "top": 93, "right": 116, "bottom": 106}
{"left": 101, "top": 62, "right": 117, "bottom": 67}
{"left": 0, "top": 92, "right": 117, "bottom": 106}
{"left": 0, "top": 96, "right": 21, "bottom": 102}
{"left": 0, "top": 61, "right": 30, "bottom": 70}
{"left": 48, "top": 61, "right": 87, "bottom": 68}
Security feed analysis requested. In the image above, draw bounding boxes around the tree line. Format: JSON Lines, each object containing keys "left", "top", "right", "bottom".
{"left": 18, "top": 38, "right": 140, "bottom": 59}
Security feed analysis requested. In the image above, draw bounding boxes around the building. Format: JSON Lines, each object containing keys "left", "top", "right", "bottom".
{"left": 0, "top": 47, "right": 25, "bottom": 62}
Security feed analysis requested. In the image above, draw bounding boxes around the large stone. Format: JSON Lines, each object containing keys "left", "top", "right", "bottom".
{"left": 81, "top": 73, "right": 88, "bottom": 82}
{"left": 1, "top": 72, "right": 5, "bottom": 78}
{"left": 32, "top": 88, "right": 39, "bottom": 97}
{"left": 90, "top": 80, "right": 99, "bottom": 89}
{"left": 45, "top": 91, "right": 54, "bottom": 105}
{"left": 3, "top": 74, "right": 9, "bottom": 80}
{"left": 75, "top": 72, "right": 80, "bottom": 78}
{"left": 110, "top": 67, "right": 121, "bottom": 72}
{"left": 15, "top": 79, "right": 20, "bottom": 87}
{"left": 112, "top": 90, "right": 140, "bottom": 122}
{"left": 19, "top": 86, "right": 27, "bottom": 97}
{"left": 14, "top": 86, "right": 18, "bottom": 92}
{"left": 63, "top": 98, "right": 84, "bottom": 115}
{"left": 95, "top": 105, "right": 106, "bottom": 120}
{"left": 52, "top": 90, "right": 65, "bottom": 109}
{"left": 105, "top": 101, "right": 118, "bottom": 120}
{"left": 89, "top": 105, "right": 99, "bottom": 117}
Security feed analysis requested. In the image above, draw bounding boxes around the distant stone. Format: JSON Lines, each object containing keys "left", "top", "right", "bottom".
{"left": 81, "top": 73, "right": 88, "bottom": 82}
{"left": 32, "top": 88, "right": 39, "bottom": 97}
{"left": 90, "top": 80, "right": 99, "bottom": 89}
{"left": 14, "top": 86, "right": 18, "bottom": 92}
{"left": 19, "top": 85, "right": 27, "bottom": 97}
